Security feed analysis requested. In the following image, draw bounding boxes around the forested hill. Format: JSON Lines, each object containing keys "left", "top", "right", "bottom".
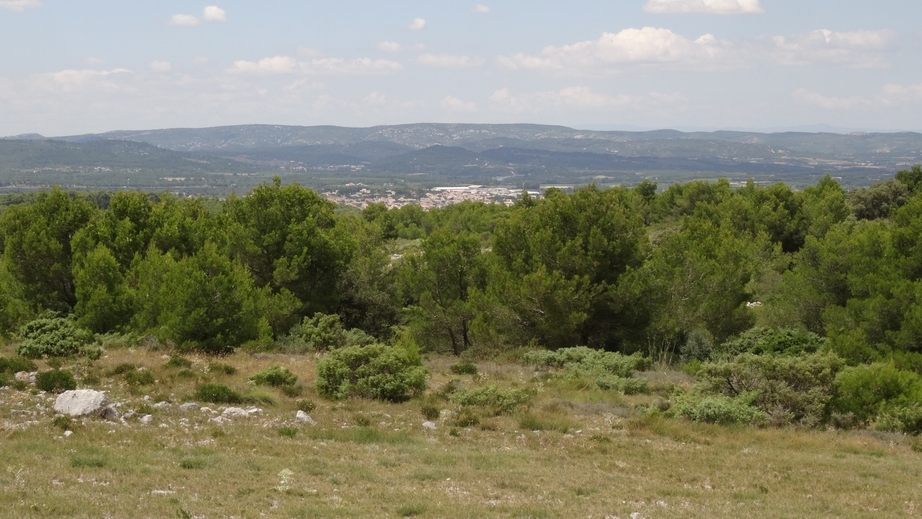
{"left": 6, "top": 124, "right": 922, "bottom": 187}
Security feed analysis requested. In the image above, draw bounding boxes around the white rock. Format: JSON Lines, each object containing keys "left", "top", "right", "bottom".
{"left": 245, "top": 407, "right": 263, "bottom": 416}
{"left": 152, "top": 401, "right": 171, "bottom": 410}
{"left": 15, "top": 371, "right": 35, "bottom": 383}
{"left": 422, "top": 421, "right": 437, "bottom": 431}
{"left": 179, "top": 403, "right": 200, "bottom": 412}
{"left": 139, "top": 414, "right": 154, "bottom": 425}
{"left": 222, "top": 407, "right": 249, "bottom": 419}
{"left": 54, "top": 390, "right": 109, "bottom": 417}
{"left": 295, "top": 410, "right": 316, "bottom": 425}
{"left": 63, "top": 430, "right": 73, "bottom": 438}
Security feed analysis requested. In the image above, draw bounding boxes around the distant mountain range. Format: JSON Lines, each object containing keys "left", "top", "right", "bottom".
{"left": 3, "top": 123, "right": 922, "bottom": 191}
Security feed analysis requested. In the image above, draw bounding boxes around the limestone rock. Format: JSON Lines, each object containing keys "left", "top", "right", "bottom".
{"left": 179, "top": 402, "right": 200, "bottom": 412}
{"left": 53, "top": 390, "right": 109, "bottom": 417}
{"left": 295, "top": 410, "right": 316, "bottom": 425}
{"left": 139, "top": 414, "right": 154, "bottom": 425}
{"left": 245, "top": 407, "right": 263, "bottom": 416}
{"left": 222, "top": 407, "right": 250, "bottom": 419}
{"left": 101, "top": 406, "right": 120, "bottom": 421}
{"left": 422, "top": 421, "right": 437, "bottom": 431}
{"left": 152, "top": 401, "right": 171, "bottom": 410}
{"left": 15, "top": 371, "right": 35, "bottom": 383}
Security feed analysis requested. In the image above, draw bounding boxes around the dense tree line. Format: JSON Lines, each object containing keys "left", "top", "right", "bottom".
{"left": 0, "top": 168, "right": 921, "bottom": 370}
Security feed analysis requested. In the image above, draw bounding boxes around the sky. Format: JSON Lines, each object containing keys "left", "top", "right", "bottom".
{"left": 2, "top": 0, "right": 922, "bottom": 136}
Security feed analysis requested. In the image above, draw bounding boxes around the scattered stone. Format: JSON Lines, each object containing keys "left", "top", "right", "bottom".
{"left": 245, "top": 407, "right": 264, "bottom": 416}
{"left": 63, "top": 430, "right": 73, "bottom": 438}
{"left": 209, "top": 416, "right": 226, "bottom": 425}
{"left": 295, "top": 410, "right": 316, "bottom": 425}
{"left": 152, "top": 401, "right": 171, "bottom": 410}
{"left": 151, "top": 489, "right": 175, "bottom": 496}
{"left": 422, "top": 421, "right": 437, "bottom": 431}
{"left": 54, "top": 390, "right": 109, "bottom": 417}
{"left": 101, "top": 406, "right": 120, "bottom": 421}
{"left": 179, "top": 402, "right": 200, "bottom": 412}
{"left": 563, "top": 434, "right": 574, "bottom": 439}
{"left": 200, "top": 406, "right": 215, "bottom": 414}
{"left": 139, "top": 414, "right": 154, "bottom": 425}
{"left": 143, "top": 395, "right": 151, "bottom": 401}
{"left": 222, "top": 407, "right": 250, "bottom": 419}
{"left": 15, "top": 371, "right": 35, "bottom": 383}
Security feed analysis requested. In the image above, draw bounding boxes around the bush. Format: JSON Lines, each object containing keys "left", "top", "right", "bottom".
{"left": 164, "top": 356, "right": 193, "bottom": 369}
{"left": 698, "top": 352, "right": 843, "bottom": 427}
{"left": 194, "top": 384, "right": 242, "bottom": 404}
{"left": 450, "top": 361, "right": 478, "bottom": 376}
{"left": 674, "top": 394, "right": 768, "bottom": 426}
{"left": 716, "top": 327, "right": 826, "bottom": 360}
{"left": 296, "top": 400, "right": 316, "bottom": 413}
{"left": 107, "top": 363, "right": 137, "bottom": 376}
{"left": 285, "top": 313, "right": 345, "bottom": 352}
{"left": 124, "top": 370, "right": 155, "bottom": 386}
{"left": 594, "top": 375, "right": 648, "bottom": 395}
{"left": 0, "top": 356, "right": 36, "bottom": 374}
{"left": 450, "top": 385, "right": 534, "bottom": 415}
{"left": 316, "top": 343, "right": 426, "bottom": 402}
{"left": 35, "top": 369, "right": 77, "bottom": 393}
{"left": 874, "top": 404, "right": 922, "bottom": 435}
{"left": 523, "top": 347, "right": 651, "bottom": 377}
{"left": 249, "top": 365, "right": 298, "bottom": 387}
{"left": 16, "top": 316, "right": 94, "bottom": 359}
{"left": 208, "top": 362, "right": 237, "bottom": 375}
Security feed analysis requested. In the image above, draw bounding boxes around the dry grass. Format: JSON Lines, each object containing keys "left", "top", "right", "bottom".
{"left": 1, "top": 346, "right": 921, "bottom": 518}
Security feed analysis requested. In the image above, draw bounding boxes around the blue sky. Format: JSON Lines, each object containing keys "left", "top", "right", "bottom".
{"left": 2, "top": 0, "right": 921, "bottom": 135}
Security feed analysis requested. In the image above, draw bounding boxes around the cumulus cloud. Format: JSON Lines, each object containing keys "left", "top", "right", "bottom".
{"left": 171, "top": 5, "right": 227, "bottom": 26}
{"left": 231, "top": 56, "right": 297, "bottom": 74}
{"left": 378, "top": 41, "right": 402, "bottom": 53}
{"left": 407, "top": 18, "right": 426, "bottom": 31}
{"left": 0, "top": 0, "right": 41, "bottom": 12}
{"left": 202, "top": 6, "right": 227, "bottom": 22}
{"left": 472, "top": 4, "right": 490, "bottom": 13}
{"left": 497, "top": 27, "right": 730, "bottom": 74}
{"left": 489, "top": 86, "right": 685, "bottom": 113}
{"left": 644, "top": 0, "right": 762, "bottom": 14}
{"left": 417, "top": 53, "right": 484, "bottom": 68}
{"left": 793, "top": 82, "right": 922, "bottom": 110}
{"left": 149, "top": 61, "right": 172, "bottom": 72}
{"left": 441, "top": 96, "right": 476, "bottom": 112}
{"left": 769, "top": 29, "right": 897, "bottom": 67}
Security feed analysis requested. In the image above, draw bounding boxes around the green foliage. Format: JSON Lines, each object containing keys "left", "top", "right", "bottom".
{"left": 16, "top": 315, "right": 94, "bottom": 358}
{"left": 194, "top": 384, "right": 242, "bottom": 404}
{"left": 295, "top": 399, "right": 316, "bottom": 413}
{"left": 849, "top": 179, "right": 909, "bottom": 220}
{"left": 0, "top": 356, "right": 36, "bottom": 374}
{"left": 593, "top": 375, "right": 648, "bottom": 394}
{"left": 208, "top": 362, "right": 237, "bottom": 375}
{"left": 164, "top": 356, "right": 193, "bottom": 369}
{"left": 831, "top": 363, "right": 922, "bottom": 424}
{"left": 286, "top": 313, "right": 346, "bottom": 352}
{"left": 124, "top": 370, "right": 155, "bottom": 386}
{"left": 697, "top": 352, "right": 843, "bottom": 427}
{"left": 449, "top": 361, "right": 478, "bottom": 376}
{"left": 278, "top": 427, "right": 298, "bottom": 438}
{"left": 316, "top": 343, "right": 426, "bottom": 402}
{"left": 716, "top": 327, "right": 826, "bottom": 359}
{"left": 421, "top": 404, "right": 440, "bottom": 420}
{"left": 249, "top": 365, "right": 298, "bottom": 387}
{"left": 35, "top": 369, "right": 77, "bottom": 393}
{"left": 523, "top": 347, "right": 651, "bottom": 377}
{"left": 673, "top": 394, "right": 768, "bottom": 426}
{"left": 107, "top": 363, "right": 137, "bottom": 376}
{"left": 450, "top": 385, "right": 534, "bottom": 415}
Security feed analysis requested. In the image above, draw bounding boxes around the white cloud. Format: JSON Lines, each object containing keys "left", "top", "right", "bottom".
{"left": 0, "top": 0, "right": 41, "bottom": 12}
{"left": 378, "top": 41, "right": 402, "bottom": 53}
{"left": 85, "top": 57, "right": 104, "bottom": 65}
{"left": 497, "top": 27, "right": 730, "bottom": 74}
{"left": 417, "top": 53, "right": 484, "bottom": 68}
{"left": 644, "top": 0, "right": 762, "bottom": 14}
{"left": 363, "top": 91, "right": 387, "bottom": 105}
{"left": 150, "top": 61, "right": 172, "bottom": 72}
{"left": 301, "top": 58, "right": 403, "bottom": 75}
{"left": 407, "top": 18, "right": 426, "bottom": 31}
{"left": 472, "top": 4, "right": 490, "bottom": 13}
{"left": 441, "top": 96, "right": 476, "bottom": 112}
{"left": 769, "top": 29, "right": 897, "bottom": 67}
{"left": 793, "top": 83, "right": 922, "bottom": 110}
{"left": 231, "top": 56, "right": 297, "bottom": 74}
{"left": 171, "top": 14, "right": 201, "bottom": 26}
{"left": 202, "top": 6, "right": 227, "bottom": 22}
{"left": 171, "top": 6, "right": 227, "bottom": 26}
{"left": 489, "top": 86, "right": 685, "bottom": 113}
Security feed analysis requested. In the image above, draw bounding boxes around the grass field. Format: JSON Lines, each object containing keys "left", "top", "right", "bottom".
{"left": 1, "top": 347, "right": 920, "bottom": 518}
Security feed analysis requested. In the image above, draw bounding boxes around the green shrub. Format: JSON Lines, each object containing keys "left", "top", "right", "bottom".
{"left": 280, "top": 385, "right": 303, "bottom": 397}
{"left": 594, "top": 375, "right": 648, "bottom": 394}
{"left": 208, "top": 362, "right": 237, "bottom": 375}
{"left": 450, "top": 361, "right": 478, "bottom": 376}
{"left": 249, "top": 365, "right": 298, "bottom": 387}
{"left": 107, "top": 363, "right": 137, "bottom": 376}
{"left": 164, "top": 356, "right": 193, "bottom": 369}
{"left": 874, "top": 404, "right": 922, "bottom": 435}
{"left": 35, "top": 369, "right": 77, "bottom": 393}
{"left": 698, "top": 352, "right": 843, "bottom": 427}
{"left": 453, "top": 408, "right": 480, "bottom": 427}
{"left": 124, "top": 370, "right": 155, "bottom": 386}
{"left": 16, "top": 316, "right": 94, "bottom": 359}
{"left": 716, "top": 327, "right": 826, "bottom": 360}
{"left": 450, "top": 385, "right": 533, "bottom": 415}
{"left": 316, "top": 343, "right": 426, "bottom": 402}
{"left": 285, "top": 313, "right": 345, "bottom": 353}
{"left": 831, "top": 362, "right": 922, "bottom": 424}
{"left": 674, "top": 394, "right": 768, "bottom": 426}
{"left": 523, "top": 347, "right": 651, "bottom": 377}
{"left": 278, "top": 427, "right": 298, "bottom": 438}
{"left": 52, "top": 415, "right": 74, "bottom": 431}
{"left": 296, "top": 399, "right": 316, "bottom": 413}
{"left": 0, "top": 356, "right": 36, "bottom": 374}
{"left": 194, "top": 384, "right": 242, "bottom": 404}
{"left": 421, "top": 404, "right": 440, "bottom": 421}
